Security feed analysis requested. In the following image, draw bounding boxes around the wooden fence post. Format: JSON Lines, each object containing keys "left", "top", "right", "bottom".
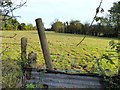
{"left": 28, "top": 51, "right": 37, "bottom": 64}
{"left": 35, "top": 18, "right": 53, "bottom": 70}
{"left": 21, "top": 37, "right": 27, "bottom": 60}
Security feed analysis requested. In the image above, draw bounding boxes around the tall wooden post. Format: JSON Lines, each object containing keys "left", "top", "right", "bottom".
{"left": 21, "top": 37, "right": 27, "bottom": 60}
{"left": 35, "top": 18, "right": 53, "bottom": 70}
{"left": 0, "top": 32, "right": 1, "bottom": 89}
{"left": 0, "top": 11, "right": 2, "bottom": 30}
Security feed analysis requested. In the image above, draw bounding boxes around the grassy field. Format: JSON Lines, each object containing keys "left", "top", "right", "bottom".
{"left": 1, "top": 31, "right": 118, "bottom": 75}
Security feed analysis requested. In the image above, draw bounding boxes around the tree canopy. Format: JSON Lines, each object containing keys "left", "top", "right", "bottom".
{"left": 108, "top": 1, "right": 120, "bottom": 28}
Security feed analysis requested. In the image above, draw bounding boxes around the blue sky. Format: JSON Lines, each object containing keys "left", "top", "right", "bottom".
{"left": 14, "top": 0, "right": 119, "bottom": 28}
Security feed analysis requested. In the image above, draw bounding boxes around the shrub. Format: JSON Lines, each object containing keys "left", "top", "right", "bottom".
{"left": 2, "top": 58, "right": 23, "bottom": 88}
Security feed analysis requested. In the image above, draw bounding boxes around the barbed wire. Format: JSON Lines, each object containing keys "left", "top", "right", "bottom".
{"left": 0, "top": 42, "right": 20, "bottom": 45}
{"left": 0, "top": 43, "right": 20, "bottom": 56}
{"left": 0, "top": 42, "right": 42, "bottom": 57}
{"left": 0, "top": 33, "right": 17, "bottom": 39}
{"left": 27, "top": 43, "right": 41, "bottom": 52}
{"left": 0, "top": 46, "right": 9, "bottom": 56}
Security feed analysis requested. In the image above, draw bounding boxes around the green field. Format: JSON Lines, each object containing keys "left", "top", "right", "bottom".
{"left": 1, "top": 31, "right": 118, "bottom": 75}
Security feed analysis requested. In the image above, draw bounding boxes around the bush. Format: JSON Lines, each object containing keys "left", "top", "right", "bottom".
{"left": 2, "top": 58, "right": 23, "bottom": 88}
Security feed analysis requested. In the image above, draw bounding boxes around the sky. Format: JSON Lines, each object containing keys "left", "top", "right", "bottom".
{"left": 14, "top": 0, "right": 119, "bottom": 28}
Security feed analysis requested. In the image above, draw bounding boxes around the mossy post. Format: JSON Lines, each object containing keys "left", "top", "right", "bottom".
{"left": 21, "top": 37, "right": 27, "bottom": 60}
{"left": 35, "top": 18, "right": 53, "bottom": 70}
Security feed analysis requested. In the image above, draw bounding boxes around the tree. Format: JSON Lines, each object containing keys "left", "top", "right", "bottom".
{"left": 82, "top": 22, "right": 89, "bottom": 35}
{"left": 12, "top": 18, "right": 19, "bottom": 30}
{"left": 0, "top": 0, "right": 27, "bottom": 19}
{"left": 109, "top": 1, "right": 120, "bottom": 37}
{"left": 99, "top": 1, "right": 120, "bottom": 37}
{"left": 18, "top": 23, "right": 26, "bottom": 30}
{"left": 108, "top": 1, "right": 120, "bottom": 27}
{"left": 2, "top": 15, "right": 19, "bottom": 30}
{"left": 0, "top": 0, "right": 27, "bottom": 30}
{"left": 26, "top": 23, "right": 33, "bottom": 30}
{"left": 51, "top": 20, "right": 64, "bottom": 33}
{"left": 67, "top": 20, "right": 83, "bottom": 34}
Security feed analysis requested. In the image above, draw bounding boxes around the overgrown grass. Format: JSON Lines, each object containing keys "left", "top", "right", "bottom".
{"left": 2, "top": 58, "right": 23, "bottom": 88}
{"left": 1, "top": 31, "right": 118, "bottom": 75}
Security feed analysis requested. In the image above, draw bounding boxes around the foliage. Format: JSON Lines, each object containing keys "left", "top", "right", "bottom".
{"left": 18, "top": 23, "right": 26, "bottom": 30}
{"left": 0, "top": 0, "right": 36, "bottom": 31}
{"left": 51, "top": 20, "right": 64, "bottom": 33}
{"left": 107, "top": 46, "right": 119, "bottom": 89}
{"left": 2, "top": 17, "right": 36, "bottom": 30}
{"left": 96, "top": 40, "right": 119, "bottom": 76}
{"left": 99, "top": 1, "right": 120, "bottom": 37}
{"left": 89, "top": 40, "right": 119, "bottom": 89}
{"left": 26, "top": 83, "right": 35, "bottom": 89}
{"left": 2, "top": 58, "right": 23, "bottom": 88}
{"left": 109, "top": 40, "right": 120, "bottom": 53}
{"left": 26, "top": 23, "right": 34, "bottom": 30}
{"left": 104, "top": 76, "right": 120, "bottom": 89}
{"left": 108, "top": 1, "right": 120, "bottom": 27}
{"left": 2, "top": 16, "right": 19, "bottom": 30}
{"left": 67, "top": 20, "right": 83, "bottom": 34}
{"left": 50, "top": 18, "right": 118, "bottom": 38}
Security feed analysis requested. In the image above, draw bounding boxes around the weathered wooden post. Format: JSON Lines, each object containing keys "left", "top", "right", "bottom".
{"left": 28, "top": 51, "right": 37, "bottom": 68}
{"left": 21, "top": 37, "right": 27, "bottom": 60}
{"left": 0, "top": 16, "right": 2, "bottom": 89}
{"left": 35, "top": 18, "right": 53, "bottom": 70}
{"left": 28, "top": 51, "right": 37, "bottom": 64}
{"left": 21, "top": 37, "right": 28, "bottom": 86}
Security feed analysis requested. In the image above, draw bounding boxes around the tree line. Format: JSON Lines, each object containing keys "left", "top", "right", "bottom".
{"left": 1, "top": 16, "right": 36, "bottom": 30}
{"left": 49, "top": 1, "right": 120, "bottom": 38}
{"left": 1, "top": 1, "right": 119, "bottom": 38}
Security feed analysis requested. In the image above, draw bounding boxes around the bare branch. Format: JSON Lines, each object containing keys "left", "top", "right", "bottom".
{"left": 1, "top": 0, "right": 27, "bottom": 20}
{"left": 10, "top": 0, "right": 27, "bottom": 12}
{"left": 76, "top": 0, "right": 103, "bottom": 46}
